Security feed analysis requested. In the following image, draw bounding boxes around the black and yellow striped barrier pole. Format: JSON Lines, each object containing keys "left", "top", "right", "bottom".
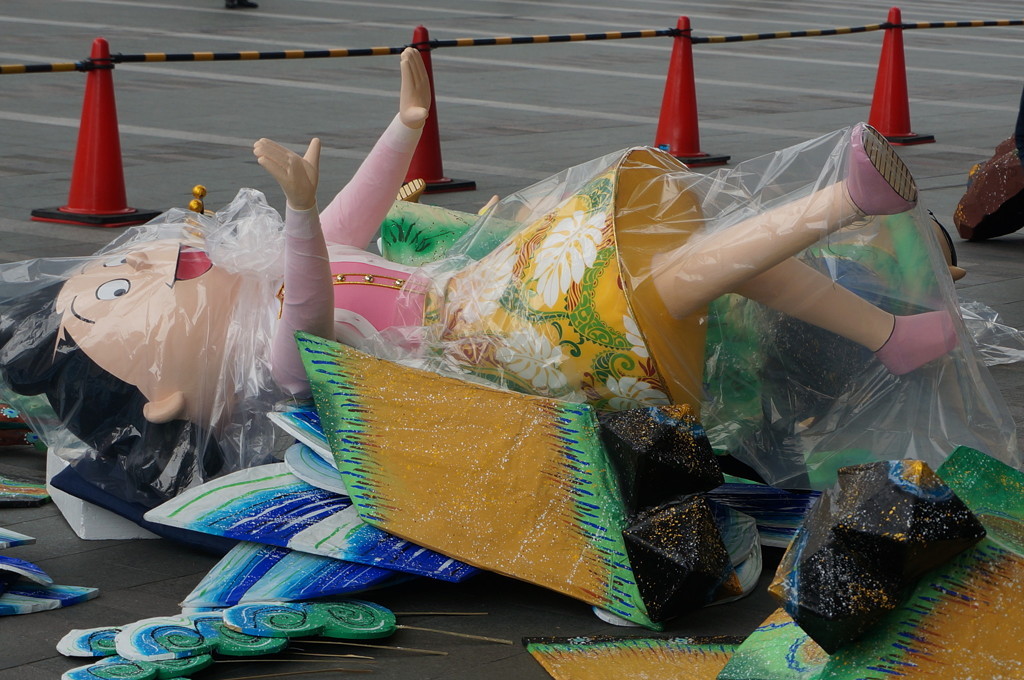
{"left": 0, "top": 61, "right": 81, "bottom": 75}
{"left": 3, "top": 16, "right": 1023, "bottom": 75}
{"left": 114, "top": 45, "right": 403, "bottom": 64}
{"left": 0, "top": 30, "right": 676, "bottom": 74}
{"left": 692, "top": 18, "right": 1023, "bottom": 44}
{"left": 2, "top": 16, "right": 1022, "bottom": 74}
{"left": 695, "top": 23, "right": 885, "bottom": 44}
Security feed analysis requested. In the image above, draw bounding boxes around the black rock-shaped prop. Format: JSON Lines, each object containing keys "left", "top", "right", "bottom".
{"left": 770, "top": 460, "right": 986, "bottom": 653}
{"left": 623, "top": 495, "right": 741, "bottom": 622}
{"left": 599, "top": 404, "right": 722, "bottom": 512}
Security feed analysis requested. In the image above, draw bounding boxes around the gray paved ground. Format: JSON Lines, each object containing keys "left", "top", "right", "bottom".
{"left": 1, "top": 0, "right": 1023, "bottom": 678}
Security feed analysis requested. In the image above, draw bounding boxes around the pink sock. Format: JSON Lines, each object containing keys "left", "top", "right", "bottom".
{"left": 874, "top": 311, "right": 958, "bottom": 375}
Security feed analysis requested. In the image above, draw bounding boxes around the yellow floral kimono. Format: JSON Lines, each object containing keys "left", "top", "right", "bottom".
{"left": 434, "top": 147, "right": 709, "bottom": 413}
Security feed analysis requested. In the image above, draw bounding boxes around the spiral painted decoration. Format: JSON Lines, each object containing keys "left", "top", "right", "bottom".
{"left": 188, "top": 611, "right": 288, "bottom": 657}
{"left": 221, "top": 601, "right": 327, "bottom": 638}
{"left": 61, "top": 653, "right": 213, "bottom": 680}
{"left": 135, "top": 654, "right": 214, "bottom": 677}
{"left": 62, "top": 657, "right": 155, "bottom": 680}
{"left": 114, "top": 615, "right": 214, "bottom": 661}
{"left": 56, "top": 598, "right": 412, "bottom": 680}
{"left": 56, "top": 627, "right": 120, "bottom": 657}
{"left": 315, "top": 600, "right": 397, "bottom": 640}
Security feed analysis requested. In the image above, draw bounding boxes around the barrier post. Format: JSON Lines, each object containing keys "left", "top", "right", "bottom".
{"left": 31, "top": 38, "right": 160, "bottom": 226}
{"left": 867, "top": 7, "right": 934, "bottom": 145}
{"left": 654, "top": 16, "right": 729, "bottom": 166}
{"left": 405, "top": 26, "right": 476, "bottom": 194}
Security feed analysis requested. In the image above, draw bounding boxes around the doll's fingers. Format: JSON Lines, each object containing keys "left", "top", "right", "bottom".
{"left": 255, "top": 141, "right": 300, "bottom": 175}
{"left": 400, "top": 48, "right": 431, "bottom": 115}
{"left": 302, "top": 138, "right": 322, "bottom": 171}
{"left": 402, "top": 46, "right": 428, "bottom": 82}
{"left": 299, "top": 139, "right": 321, "bottom": 194}
{"left": 287, "top": 155, "right": 316, "bottom": 191}
{"left": 254, "top": 137, "right": 292, "bottom": 159}
{"left": 266, "top": 155, "right": 316, "bottom": 210}
{"left": 478, "top": 195, "right": 500, "bottom": 215}
{"left": 253, "top": 138, "right": 270, "bottom": 161}
{"left": 257, "top": 155, "right": 298, "bottom": 190}
{"left": 255, "top": 152, "right": 287, "bottom": 175}
{"left": 410, "top": 66, "right": 430, "bottom": 107}
{"left": 400, "top": 46, "right": 419, "bottom": 69}
{"left": 255, "top": 153, "right": 286, "bottom": 177}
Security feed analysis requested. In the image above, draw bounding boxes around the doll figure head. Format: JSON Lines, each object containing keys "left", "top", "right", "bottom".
{"left": 55, "top": 239, "right": 245, "bottom": 430}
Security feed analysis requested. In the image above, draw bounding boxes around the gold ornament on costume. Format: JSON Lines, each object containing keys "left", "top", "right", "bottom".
{"left": 189, "top": 185, "right": 208, "bottom": 214}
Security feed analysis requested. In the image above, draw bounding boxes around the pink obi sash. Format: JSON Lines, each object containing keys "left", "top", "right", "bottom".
{"left": 330, "top": 259, "right": 428, "bottom": 335}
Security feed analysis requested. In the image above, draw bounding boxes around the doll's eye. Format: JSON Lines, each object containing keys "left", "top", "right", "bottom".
{"left": 103, "top": 255, "right": 128, "bottom": 267}
{"left": 96, "top": 279, "right": 131, "bottom": 300}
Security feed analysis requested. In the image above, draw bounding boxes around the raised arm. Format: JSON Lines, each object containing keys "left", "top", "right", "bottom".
{"left": 254, "top": 137, "right": 335, "bottom": 397}
{"left": 319, "top": 47, "right": 430, "bottom": 248}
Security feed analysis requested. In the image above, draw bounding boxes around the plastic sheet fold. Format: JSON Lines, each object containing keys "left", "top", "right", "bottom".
{"left": 0, "top": 124, "right": 1019, "bottom": 511}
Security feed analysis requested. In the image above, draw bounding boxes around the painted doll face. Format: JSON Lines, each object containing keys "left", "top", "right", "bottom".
{"left": 55, "top": 240, "right": 244, "bottom": 428}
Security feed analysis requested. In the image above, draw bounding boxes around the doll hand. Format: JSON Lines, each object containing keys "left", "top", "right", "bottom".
{"left": 399, "top": 47, "right": 430, "bottom": 129}
{"left": 478, "top": 195, "right": 500, "bottom": 215}
{"left": 254, "top": 137, "right": 321, "bottom": 211}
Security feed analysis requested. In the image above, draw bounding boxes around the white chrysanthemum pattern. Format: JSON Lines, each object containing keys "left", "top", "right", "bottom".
{"left": 622, "top": 314, "right": 648, "bottom": 358}
{"left": 532, "top": 210, "right": 606, "bottom": 307}
{"left": 605, "top": 376, "right": 670, "bottom": 411}
{"left": 495, "top": 328, "right": 569, "bottom": 394}
{"left": 454, "top": 242, "right": 518, "bottom": 324}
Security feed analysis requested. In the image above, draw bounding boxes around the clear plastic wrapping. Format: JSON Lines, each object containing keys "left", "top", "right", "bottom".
{"left": 960, "top": 299, "right": 1024, "bottom": 367}
{"left": 383, "top": 127, "right": 1020, "bottom": 490}
{"left": 1, "top": 125, "right": 1018, "bottom": 508}
{"left": 0, "top": 189, "right": 285, "bottom": 506}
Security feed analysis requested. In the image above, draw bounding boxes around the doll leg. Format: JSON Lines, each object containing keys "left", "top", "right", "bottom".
{"left": 653, "top": 181, "right": 859, "bottom": 317}
{"left": 653, "top": 125, "right": 954, "bottom": 374}
{"left": 734, "top": 258, "right": 894, "bottom": 350}
{"left": 734, "top": 258, "right": 957, "bottom": 375}
{"left": 654, "top": 124, "right": 917, "bottom": 319}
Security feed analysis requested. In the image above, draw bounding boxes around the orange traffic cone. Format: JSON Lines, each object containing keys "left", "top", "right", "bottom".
{"left": 867, "top": 7, "right": 934, "bottom": 145}
{"left": 405, "top": 26, "right": 476, "bottom": 194}
{"left": 32, "top": 38, "right": 160, "bottom": 226}
{"left": 654, "top": 17, "right": 729, "bottom": 166}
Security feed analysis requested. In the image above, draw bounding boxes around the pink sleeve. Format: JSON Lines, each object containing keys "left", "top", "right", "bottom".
{"left": 270, "top": 206, "right": 335, "bottom": 397}
{"left": 319, "top": 114, "right": 423, "bottom": 248}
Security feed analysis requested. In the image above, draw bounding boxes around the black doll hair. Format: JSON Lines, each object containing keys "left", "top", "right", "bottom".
{"left": 0, "top": 282, "right": 224, "bottom": 508}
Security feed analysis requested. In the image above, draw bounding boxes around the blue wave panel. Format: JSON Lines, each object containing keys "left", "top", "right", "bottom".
{"left": 0, "top": 582, "right": 98, "bottom": 615}
{"left": 183, "top": 541, "right": 407, "bottom": 608}
{"left": 268, "top": 405, "right": 331, "bottom": 461}
{"left": 0, "top": 554, "right": 52, "bottom": 585}
{"left": 0, "top": 528, "right": 35, "bottom": 549}
{"left": 145, "top": 464, "right": 476, "bottom": 583}
{"left": 284, "top": 443, "right": 347, "bottom": 495}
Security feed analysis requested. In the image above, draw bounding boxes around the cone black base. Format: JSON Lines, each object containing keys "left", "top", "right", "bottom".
{"left": 883, "top": 133, "right": 935, "bottom": 146}
{"left": 673, "top": 152, "right": 731, "bottom": 167}
{"left": 423, "top": 178, "right": 477, "bottom": 194}
{"left": 31, "top": 206, "right": 162, "bottom": 227}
